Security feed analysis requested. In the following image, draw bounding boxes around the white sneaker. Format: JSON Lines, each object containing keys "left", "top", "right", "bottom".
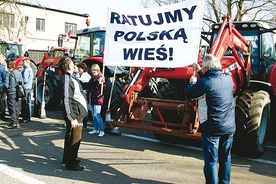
{"left": 88, "top": 129, "right": 99, "bottom": 135}
{"left": 98, "top": 131, "right": 105, "bottom": 137}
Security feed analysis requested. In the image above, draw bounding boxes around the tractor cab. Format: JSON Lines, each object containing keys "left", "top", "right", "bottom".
{"left": 0, "top": 40, "right": 23, "bottom": 61}
{"left": 73, "top": 27, "right": 106, "bottom": 63}
{"left": 211, "top": 21, "right": 276, "bottom": 81}
{"left": 73, "top": 26, "right": 126, "bottom": 77}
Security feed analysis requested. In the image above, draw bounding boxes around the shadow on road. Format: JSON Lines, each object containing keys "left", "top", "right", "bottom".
{"left": 0, "top": 111, "right": 172, "bottom": 183}
{"left": 0, "top": 109, "right": 275, "bottom": 183}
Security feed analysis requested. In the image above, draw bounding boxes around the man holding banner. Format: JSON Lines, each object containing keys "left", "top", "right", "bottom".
{"left": 186, "top": 54, "right": 235, "bottom": 184}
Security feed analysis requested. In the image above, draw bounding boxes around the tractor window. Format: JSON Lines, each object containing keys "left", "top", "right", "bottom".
{"left": 75, "top": 33, "right": 90, "bottom": 63}
{"left": 0, "top": 43, "right": 7, "bottom": 55}
{"left": 212, "top": 29, "right": 260, "bottom": 75}
{"left": 212, "top": 29, "right": 259, "bottom": 57}
{"left": 261, "top": 33, "right": 275, "bottom": 62}
{"left": 6, "top": 44, "right": 22, "bottom": 61}
{"left": 239, "top": 30, "right": 259, "bottom": 60}
{"left": 238, "top": 30, "right": 259, "bottom": 75}
{"left": 67, "top": 49, "right": 74, "bottom": 57}
{"left": 53, "top": 50, "right": 65, "bottom": 57}
{"left": 93, "top": 31, "right": 105, "bottom": 56}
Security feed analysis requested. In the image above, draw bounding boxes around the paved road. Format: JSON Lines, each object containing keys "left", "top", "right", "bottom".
{"left": 0, "top": 110, "right": 275, "bottom": 184}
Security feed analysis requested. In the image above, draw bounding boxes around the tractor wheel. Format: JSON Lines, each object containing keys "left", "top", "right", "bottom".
{"left": 101, "top": 78, "right": 125, "bottom": 120}
{"left": 109, "top": 78, "right": 125, "bottom": 118}
{"left": 151, "top": 84, "right": 184, "bottom": 143}
{"left": 36, "top": 78, "right": 60, "bottom": 110}
{"left": 234, "top": 90, "right": 270, "bottom": 158}
{"left": 152, "top": 83, "right": 179, "bottom": 122}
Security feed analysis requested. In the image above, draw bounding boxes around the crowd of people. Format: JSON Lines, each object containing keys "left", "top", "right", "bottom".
{"left": 1, "top": 53, "right": 236, "bottom": 181}
{"left": 57, "top": 54, "right": 236, "bottom": 178}
{"left": 0, "top": 55, "right": 107, "bottom": 171}
{"left": 0, "top": 55, "right": 34, "bottom": 129}
{"left": 0, "top": 54, "right": 106, "bottom": 132}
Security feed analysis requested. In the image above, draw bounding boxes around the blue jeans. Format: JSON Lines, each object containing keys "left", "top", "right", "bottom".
{"left": 91, "top": 104, "right": 104, "bottom": 132}
{"left": 201, "top": 133, "right": 234, "bottom": 184}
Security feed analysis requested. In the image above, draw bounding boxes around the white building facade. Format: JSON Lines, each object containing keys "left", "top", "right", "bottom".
{"left": 0, "top": 2, "right": 89, "bottom": 62}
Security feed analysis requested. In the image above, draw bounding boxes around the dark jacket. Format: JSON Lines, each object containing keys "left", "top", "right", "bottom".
{"left": 4, "top": 69, "right": 23, "bottom": 95}
{"left": 81, "top": 73, "right": 107, "bottom": 106}
{"left": 60, "top": 72, "right": 88, "bottom": 121}
{"left": 185, "top": 69, "right": 236, "bottom": 135}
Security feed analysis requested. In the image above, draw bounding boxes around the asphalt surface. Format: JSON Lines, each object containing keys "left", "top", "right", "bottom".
{"left": 0, "top": 110, "right": 275, "bottom": 184}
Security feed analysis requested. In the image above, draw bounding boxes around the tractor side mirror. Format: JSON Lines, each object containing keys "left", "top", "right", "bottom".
{"left": 6, "top": 43, "right": 10, "bottom": 50}
{"left": 58, "top": 34, "right": 64, "bottom": 47}
{"left": 24, "top": 51, "right": 29, "bottom": 57}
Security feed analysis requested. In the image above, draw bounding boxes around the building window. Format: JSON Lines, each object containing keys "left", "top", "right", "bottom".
{"left": 0, "top": 13, "right": 14, "bottom": 28}
{"left": 36, "top": 18, "right": 45, "bottom": 31}
{"left": 65, "top": 23, "right": 77, "bottom": 35}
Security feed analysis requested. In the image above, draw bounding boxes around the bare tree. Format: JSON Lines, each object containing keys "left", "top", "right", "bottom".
{"left": 0, "top": 0, "right": 24, "bottom": 41}
{"left": 142, "top": 0, "right": 276, "bottom": 30}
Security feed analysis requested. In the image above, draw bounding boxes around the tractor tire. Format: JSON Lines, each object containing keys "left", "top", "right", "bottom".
{"left": 36, "top": 78, "right": 60, "bottom": 110}
{"left": 152, "top": 83, "right": 179, "bottom": 122}
{"left": 151, "top": 84, "right": 184, "bottom": 143}
{"left": 109, "top": 78, "right": 125, "bottom": 118}
{"left": 101, "top": 78, "right": 125, "bottom": 120}
{"left": 234, "top": 90, "right": 270, "bottom": 158}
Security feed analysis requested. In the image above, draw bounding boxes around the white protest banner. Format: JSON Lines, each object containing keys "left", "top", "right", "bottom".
{"left": 104, "top": 0, "right": 204, "bottom": 68}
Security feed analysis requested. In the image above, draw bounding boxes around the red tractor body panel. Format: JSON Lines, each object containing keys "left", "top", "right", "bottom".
{"left": 36, "top": 53, "right": 63, "bottom": 79}
{"left": 268, "top": 63, "right": 276, "bottom": 96}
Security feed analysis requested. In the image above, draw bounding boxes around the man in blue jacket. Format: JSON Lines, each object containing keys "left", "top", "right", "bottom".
{"left": 185, "top": 54, "right": 236, "bottom": 184}
{"left": 21, "top": 59, "right": 33, "bottom": 123}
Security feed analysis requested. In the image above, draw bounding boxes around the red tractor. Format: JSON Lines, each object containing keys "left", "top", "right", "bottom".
{"left": 111, "top": 16, "right": 276, "bottom": 158}
{"left": 35, "top": 28, "right": 130, "bottom": 117}
{"left": 35, "top": 35, "right": 75, "bottom": 110}
{"left": 35, "top": 53, "right": 63, "bottom": 110}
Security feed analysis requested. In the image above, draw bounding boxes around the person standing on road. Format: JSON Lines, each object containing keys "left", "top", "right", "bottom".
{"left": 3, "top": 61, "right": 23, "bottom": 129}
{"left": 76, "top": 62, "right": 91, "bottom": 129}
{"left": 58, "top": 56, "right": 88, "bottom": 171}
{"left": 0, "top": 54, "right": 7, "bottom": 121}
{"left": 21, "top": 59, "right": 33, "bottom": 123}
{"left": 185, "top": 54, "right": 236, "bottom": 184}
{"left": 86, "top": 64, "right": 106, "bottom": 137}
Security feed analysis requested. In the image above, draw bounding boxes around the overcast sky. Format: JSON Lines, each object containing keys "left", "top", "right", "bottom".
{"left": 21, "top": 0, "right": 144, "bottom": 27}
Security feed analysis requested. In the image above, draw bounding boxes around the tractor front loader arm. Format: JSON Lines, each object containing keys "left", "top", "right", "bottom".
{"left": 113, "top": 65, "right": 201, "bottom": 138}
{"left": 112, "top": 16, "right": 253, "bottom": 139}
{"left": 209, "top": 16, "right": 251, "bottom": 92}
